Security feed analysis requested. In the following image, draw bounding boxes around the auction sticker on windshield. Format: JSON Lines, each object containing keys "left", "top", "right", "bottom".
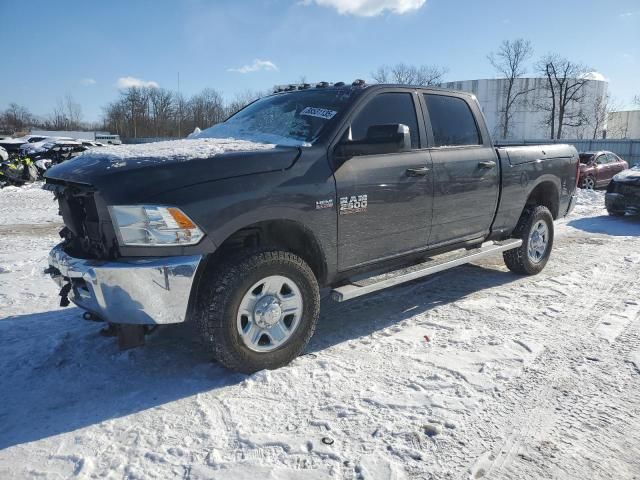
{"left": 300, "top": 107, "right": 337, "bottom": 120}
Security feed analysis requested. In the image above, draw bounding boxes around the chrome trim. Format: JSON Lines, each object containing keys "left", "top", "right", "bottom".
{"left": 527, "top": 220, "right": 549, "bottom": 264}
{"left": 331, "top": 239, "right": 523, "bottom": 302}
{"left": 48, "top": 243, "right": 202, "bottom": 325}
{"left": 566, "top": 193, "right": 578, "bottom": 216}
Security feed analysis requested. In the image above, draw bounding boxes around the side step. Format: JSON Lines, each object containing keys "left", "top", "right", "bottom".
{"left": 331, "top": 239, "right": 522, "bottom": 302}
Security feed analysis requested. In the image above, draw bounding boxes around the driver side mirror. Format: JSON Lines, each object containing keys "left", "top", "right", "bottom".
{"left": 335, "top": 123, "right": 411, "bottom": 159}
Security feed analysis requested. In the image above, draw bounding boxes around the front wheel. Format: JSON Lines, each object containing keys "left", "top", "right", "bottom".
{"left": 197, "top": 250, "right": 320, "bottom": 373}
{"left": 503, "top": 206, "right": 554, "bottom": 275}
{"left": 580, "top": 176, "right": 596, "bottom": 190}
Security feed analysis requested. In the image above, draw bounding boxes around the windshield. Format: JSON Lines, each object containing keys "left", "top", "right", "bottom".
{"left": 195, "top": 89, "right": 356, "bottom": 146}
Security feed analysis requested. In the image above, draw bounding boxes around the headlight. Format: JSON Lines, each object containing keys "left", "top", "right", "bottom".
{"left": 109, "top": 205, "right": 204, "bottom": 247}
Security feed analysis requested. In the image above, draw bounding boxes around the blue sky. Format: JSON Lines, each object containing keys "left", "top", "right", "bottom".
{"left": 1, "top": 0, "right": 638, "bottom": 122}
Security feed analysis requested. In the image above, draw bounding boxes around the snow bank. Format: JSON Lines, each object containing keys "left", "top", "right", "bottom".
{"left": 572, "top": 188, "right": 607, "bottom": 217}
{"left": 0, "top": 182, "right": 58, "bottom": 226}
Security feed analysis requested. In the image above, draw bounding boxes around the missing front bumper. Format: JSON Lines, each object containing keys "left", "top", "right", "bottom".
{"left": 606, "top": 193, "right": 640, "bottom": 215}
{"left": 47, "top": 243, "right": 202, "bottom": 325}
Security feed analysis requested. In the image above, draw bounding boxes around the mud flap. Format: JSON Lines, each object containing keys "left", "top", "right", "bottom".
{"left": 59, "top": 283, "right": 72, "bottom": 307}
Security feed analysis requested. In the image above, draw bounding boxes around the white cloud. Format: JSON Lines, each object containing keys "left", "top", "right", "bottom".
{"left": 80, "top": 78, "right": 96, "bottom": 86}
{"left": 306, "top": 0, "right": 426, "bottom": 16}
{"left": 580, "top": 71, "right": 608, "bottom": 82}
{"left": 115, "top": 76, "right": 159, "bottom": 89}
{"left": 619, "top": 11, "right": 637, "bottom": 17}
{"left": 228, "top": 59, "right": 278, "bottom": 74}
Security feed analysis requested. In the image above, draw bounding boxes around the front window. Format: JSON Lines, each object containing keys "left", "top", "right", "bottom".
{"left": 196, "top": 89, "right": 356, "bottom": 146}
{"left": 579, "top": 154, "right": 594, "bottom": 164}
{"left": 350, "top": 92, "right": 420, "bottom": 149}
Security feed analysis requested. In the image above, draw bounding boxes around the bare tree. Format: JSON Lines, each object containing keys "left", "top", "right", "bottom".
{"left": 537, "top": 55, "right": 591, "bottom": 139}
{"left": 148, "top": 88, "right": 174, "bottom": 137}
{"left": 101, "top": 87, "right": 268, "bottom": 139}
{"left": 50, "top": 99, "right": 68, "bottom": 129}
{"left": 488, "top": 39, "right": 534, "bottom": 139}
{"left": 190, "top": 88, "right": 226, "bottom": 130}
{"left": 102, "top": 101, "right": 127, "bottom": 136}
{"left": 64, "top": 94, "right": 83, "bottom": 129}
{"left": 0, "top": 103, "right": 33, "bottom": 133}
{"left": 371, "top": 63, "right": 447, "bottom": 86}
{"left": 634, "top": 95, "right": 640, "bottom": 107}
{"left": 588, "top": 92, "right": 621, "bottom": 140}
{"left": 225, "top": 90, "right": 264, "bottom": 117}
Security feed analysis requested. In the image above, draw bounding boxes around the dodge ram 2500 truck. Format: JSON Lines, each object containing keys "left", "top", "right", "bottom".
{"left": 44, "top": 82, "right": 579, "bottom": 373}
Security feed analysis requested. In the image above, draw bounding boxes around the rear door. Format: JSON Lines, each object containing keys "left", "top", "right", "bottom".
{"left": 608, "top": 153, "right": 628, "bottom": 178}
{"left": 420, "top": 93, "right": 500, "bottom": 246}
{"left": 332, "top": 91, "right": 433, "bottom": 270}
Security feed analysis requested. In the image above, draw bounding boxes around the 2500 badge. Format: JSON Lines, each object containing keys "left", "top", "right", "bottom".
{"left": 340, "top": 195, "right": 368, "bottom": 215}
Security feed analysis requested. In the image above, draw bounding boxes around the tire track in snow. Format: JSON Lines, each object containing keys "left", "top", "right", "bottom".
{"left": 471, "top": 248, "right": 640, "bottom": 479}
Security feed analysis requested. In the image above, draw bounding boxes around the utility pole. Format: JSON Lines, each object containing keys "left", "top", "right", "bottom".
{"left": 177, "top": 72, "right": 181, "bottom": 138}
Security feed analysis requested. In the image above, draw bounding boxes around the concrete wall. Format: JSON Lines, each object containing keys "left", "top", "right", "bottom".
{"left": 607, "top": 111, "right": 640, "bottom": 139}
{"left": 441, "top": 78, "right": 608, "bottom": 141}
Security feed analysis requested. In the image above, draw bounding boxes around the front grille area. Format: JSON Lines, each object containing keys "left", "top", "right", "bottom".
{"left": 44, "top": 180, "right": 119, "bottom": 259}
{"left": 609, "top": 181, "right": 640, "bottom": 199}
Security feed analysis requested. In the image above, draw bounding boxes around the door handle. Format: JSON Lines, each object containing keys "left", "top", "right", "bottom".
{"left": 405, "top": 166, "right": 430, "bottom": 177}
{"left": 478, "top": 160, "right": 497, "bottom": 169}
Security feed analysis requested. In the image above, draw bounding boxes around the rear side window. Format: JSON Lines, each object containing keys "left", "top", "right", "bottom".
{"left": 424, "top": 94, "right": 481, "bottom": 147}
{"left": 606, "top": 153, "right": 620, "bottom": 163}
{"left": 351, "top": 93, "right": 420, "bottom": 149}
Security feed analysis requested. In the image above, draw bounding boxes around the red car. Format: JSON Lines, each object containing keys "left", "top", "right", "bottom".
{"left": 578, "top": 151, "right": 629, "bottom": 189}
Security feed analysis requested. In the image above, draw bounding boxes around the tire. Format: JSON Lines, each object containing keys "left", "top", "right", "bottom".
{"left": 197, "top": 249, "right": 320, "bottom": 373}
{"left": 607, "top": 209, "right": 625, "bottom": 217}
{"left": 580, "top": 176, "right": 596, "bottom": 190}
{"left": 503, "top": 206, "right": 554, "bottom": 275}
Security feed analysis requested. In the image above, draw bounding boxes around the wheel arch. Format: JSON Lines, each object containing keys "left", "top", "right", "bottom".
{"left": 524, "top": 179, "right": 560, "bottom": 219}
{"left": 205, "top": 219, "right": 328, "bottom": 285}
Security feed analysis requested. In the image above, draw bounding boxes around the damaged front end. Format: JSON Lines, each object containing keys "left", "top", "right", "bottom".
{"left": 44, "top": 180, "right": 202, "bottom": 327}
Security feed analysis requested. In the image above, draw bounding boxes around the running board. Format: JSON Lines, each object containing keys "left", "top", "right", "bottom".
{"left": 331, "top": 239, "right": 522, "bottom": 302}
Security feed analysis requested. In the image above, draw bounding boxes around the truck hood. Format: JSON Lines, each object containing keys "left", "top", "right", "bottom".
{"left": 613, "top": 166, "right": 640, "bottom": 184}
{"left": 45, "top": 138, "right": 300, "bottom": 202}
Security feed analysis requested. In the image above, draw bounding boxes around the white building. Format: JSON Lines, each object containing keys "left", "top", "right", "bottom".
{"left": 440, "top": 77, "right": 608, "bottom": 141}
{"left": 607, "top": 110, "right": 640, "bottom": 139}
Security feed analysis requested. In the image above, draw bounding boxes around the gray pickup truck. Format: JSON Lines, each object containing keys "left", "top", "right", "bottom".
{"left": 44, "top": 82, "right": 579, "bottom": 372}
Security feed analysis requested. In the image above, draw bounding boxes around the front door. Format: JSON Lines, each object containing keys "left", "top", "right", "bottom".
{"left": 422, "top": 93, "right": 500, "bottom": 246}
{"left": 594, "top": 153, "right": 612, "bottom": 187}
{"left": 333, "top": 92, "right": 433, "bottom": 270}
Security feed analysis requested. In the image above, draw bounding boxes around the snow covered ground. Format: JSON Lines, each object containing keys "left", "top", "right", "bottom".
{"left": 1, "top": 185, "right": 639, "bottom": 479}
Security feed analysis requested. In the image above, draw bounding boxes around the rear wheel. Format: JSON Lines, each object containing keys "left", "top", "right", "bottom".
{"left": 197, "top": 249, "right": 320, "bottom": 373}
{"left": 503, "top": 206, "right": 554, "bottom": 275}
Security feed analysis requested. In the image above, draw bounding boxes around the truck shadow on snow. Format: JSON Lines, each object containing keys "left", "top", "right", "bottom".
{"left": 0, "top": 263, "right": 517, "bottom": 450}
{"left": 567, "top": 215, "right": 640, "bottom": 236}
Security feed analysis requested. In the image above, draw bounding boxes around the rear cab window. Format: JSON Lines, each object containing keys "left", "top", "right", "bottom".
{"left": 423, "top": 94, "right": 481, "bottom": 147}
